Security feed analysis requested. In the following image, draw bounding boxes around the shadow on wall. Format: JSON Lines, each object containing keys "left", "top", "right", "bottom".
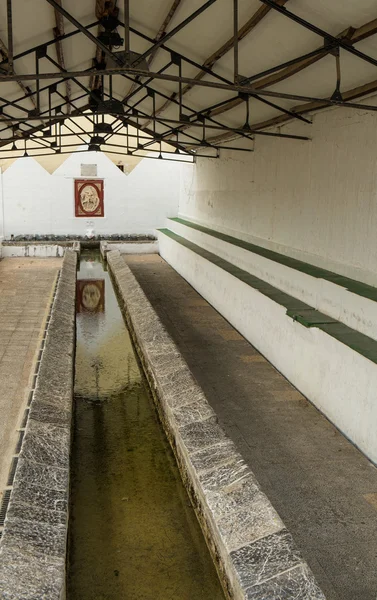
{"left": 1, "top": 151, "right": 181, "bottom": 238}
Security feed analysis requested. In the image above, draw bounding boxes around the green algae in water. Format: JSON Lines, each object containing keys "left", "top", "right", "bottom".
{"left": 68, "top": 253, "right": 225, "bottom": 600}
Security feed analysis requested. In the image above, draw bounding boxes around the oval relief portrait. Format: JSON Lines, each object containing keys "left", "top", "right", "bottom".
{"left": 80, "top": 184, "right": 100, "bottom": 213}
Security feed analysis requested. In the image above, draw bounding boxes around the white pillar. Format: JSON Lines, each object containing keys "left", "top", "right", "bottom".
{"left": 0, "top": 167, "right": 4, "bottom": 243}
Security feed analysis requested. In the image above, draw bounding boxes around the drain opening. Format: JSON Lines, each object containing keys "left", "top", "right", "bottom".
{"left": 15, "top": 431, "right": 24, "bottom": 455}
{"left": 6, "top": 457, "right": 18, "bottom": 487}
{"left": 20, "top": 408, "right": 29, "bottom": 429}
{"left": 0, "top": 490, "right": 12, "bottom": 526}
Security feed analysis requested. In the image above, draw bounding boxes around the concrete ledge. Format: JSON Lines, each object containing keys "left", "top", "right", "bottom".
{"left": 101, "top": 240, "right": 159, "bottom": 260}
{"left": 168, "top": 218, "right": 377, "bottom": 341}
{"left": 159, "top": 229, "right": 377, "bottom": 464}
{"left": 1, "top": 244, "right": 68, "bottom": 258}
{"left": 72, "top": 241, "right": 80, "bottom": 255}
{"left": 107, "top": 249, "right": 326, "bottom": 600}
{"left": 0, "top": 249, "right": 77, "bottom": 600}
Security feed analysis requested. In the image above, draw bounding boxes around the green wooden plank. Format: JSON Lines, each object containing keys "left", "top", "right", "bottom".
{"left": 170, "top": 218, "right": 377, "bottom": 303}
{"left": 159, "top": 228, "right": 377, "bottom": 365}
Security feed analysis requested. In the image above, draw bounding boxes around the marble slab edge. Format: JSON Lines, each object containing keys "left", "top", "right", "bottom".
{"left": 107, "top": 249, "right": 326, "bottom": 600}
{"left": 0, "top": 249, "right": 77, "bottom": 600}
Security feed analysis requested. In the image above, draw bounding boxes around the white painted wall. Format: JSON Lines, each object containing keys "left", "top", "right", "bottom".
{"left": 179, "top": 105, "right": 377, "bottom": 287}
{"left": 2, "top": 151, "right": 180, "bottom": 237}
{"left": 1, "top": 244, "right": 66, "bottom": 258}
{"left": 0, "top": 167, "right": 4, "bottom": 241}
{"left": 168, "top": 218, "right": 377, "bottom": 341}
{"left": 159, "top": 232, "right": 377, "bottom": 464}
{"left": 162, "top": 103, "right": 377, "bottom": 464}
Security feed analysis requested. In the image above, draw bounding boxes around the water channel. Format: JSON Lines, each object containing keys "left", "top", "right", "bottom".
{"left": 68, "top": 250, "right": 225, "bottom": 599}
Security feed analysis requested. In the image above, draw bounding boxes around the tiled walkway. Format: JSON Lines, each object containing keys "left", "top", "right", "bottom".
{"left": 0, "top": 258, "right": 62, "bottom": 499}
{"left": 124, "top": 254, "right": 377, "bottom": 600}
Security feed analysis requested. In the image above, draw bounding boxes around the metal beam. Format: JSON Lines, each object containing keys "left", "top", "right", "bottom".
{"left": 45, "top": 0, "right": 125, "bottom": 66}
{"left": 133, "top": 0, "right": 218, "bottom": 66}
{"left": 4, "top": 65, "right": 377, "bottom": 114}
{"left": 191, "top": 15, "right": 377, "bottom": 120}
{"left": 124, "top": 0, "right": 183, "bottom": 99}
{"left": 90, "top": 0, "right": 115, "bottom": 91}
{"left": 142, "top": 0, "right": 289, "bottom": 124}
{"left": 124, "top": 0, "right": 130, "bottom": 64}
{"left": 204, "top": 76, "right": 377, "bottom": 146}
{"left": 10, "top": 21, "right": 99, "bottom": 63}
{"left": 0, "top": 37, "right": 38, "bottom": 112}
{"left": 147, "top": 0, "right": 182, "bottom": 67}
{"left": 233, "top": 0, "right": 239, "bottom": 83}
{"left": 259, "top": 0, "right": 377, "bottom": 68}
{"left": 253, "top": 78, "right": 377, "bottom": 131}
{"left": 53, "top": 0, "right": 72, "bottom": 113}
{"left": 0, "top": 110, "right": 309, "bottom": 140}
{"left": 6, "top": 0, "right": 14, "bottom": 74}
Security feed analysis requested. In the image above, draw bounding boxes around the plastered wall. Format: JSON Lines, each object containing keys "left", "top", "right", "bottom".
{"left": 179, "top": 105, "right": 377, "bottom": 286}
{"left": 0, "top": 151, "right": 180, "bottom": 238}
{"left": 159, "top": 231, "right": 377, "bottom": 464}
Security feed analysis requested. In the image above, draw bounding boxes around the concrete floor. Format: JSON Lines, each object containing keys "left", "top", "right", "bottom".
{"left": 0, "top": 258, "right": 62, "bottom": 499}
{"left": 124, "top": 254, "right": 377, "bottom": 600}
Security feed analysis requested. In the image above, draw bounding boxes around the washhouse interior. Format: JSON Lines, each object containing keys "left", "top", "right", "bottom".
{"left": 1, "top": 2, "right": 377, "bottom": 600}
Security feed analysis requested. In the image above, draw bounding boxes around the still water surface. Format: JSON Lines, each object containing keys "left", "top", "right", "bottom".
{"left": 68, "top": 251, "right": 225, "bottom": 600}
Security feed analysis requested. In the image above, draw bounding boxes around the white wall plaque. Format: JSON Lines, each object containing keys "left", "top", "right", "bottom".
{"left": 81, "top": 164, "right": 97, "bottom": 177}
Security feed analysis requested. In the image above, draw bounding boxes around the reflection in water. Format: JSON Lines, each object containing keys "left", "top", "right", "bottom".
{"left": 76, "top": 279, "right": 105, "bottom": 313}
{"left": 68, "top": 251, "right": 225, "bottom": 600}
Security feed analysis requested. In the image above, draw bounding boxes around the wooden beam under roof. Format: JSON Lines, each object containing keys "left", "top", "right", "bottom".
{"left": 0, "top": 36, "right": 41, "bottom": 136}
{"left": 89, "top": 0, "right": 117, "bottom": 91}
{"left": 0, "top": 37, "right": 37, "bottom": 112}
{"left": 53, "top": 0, "right": 72, "bottom": 114}
{"left": 202, "top": 77, "right": 377, "bottom": 147}
{"left": 207, "top": 16, "right": 377, "bottom": 119}
{"left": 166, "top": 14, "right": 377, "bottom": 146}
{"left": 123, "top": 0, "right": 183, "bottom": 100}
{"left": 142, "top": 0, "right": 290, "bottom": 127}
{"left": 253, "top": 78, "right": 377, "bottom": 131}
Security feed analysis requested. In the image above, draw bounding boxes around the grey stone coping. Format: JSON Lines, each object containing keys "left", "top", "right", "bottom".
{"left": 72, "top": 241, "right": 80, "bottom": 254}
{"left": 107, "top": 250, "right": 326, "bottom": 600}
{"left": 2, "top": 241, "right": 76, "bottom": 247}
{"left": 0, "top": 249, "right": 77, "bottom": 600}
{"left": 100, "top": 241, "right": 110, "bottom": 260}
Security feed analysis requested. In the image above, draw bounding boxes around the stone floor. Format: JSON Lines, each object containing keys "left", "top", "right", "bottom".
{"left": 0, "top": 257, "right": 62, "bottom": 499}
{"left": 124, "top": 254, "right": 377, "bottom": 600}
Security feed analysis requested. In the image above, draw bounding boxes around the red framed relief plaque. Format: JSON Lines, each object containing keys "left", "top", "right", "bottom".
{"left": 75, "top": 179, "right": 104, "bottom": 217}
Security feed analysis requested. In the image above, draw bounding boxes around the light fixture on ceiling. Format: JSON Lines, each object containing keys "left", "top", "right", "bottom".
{"left": 98, "top": 30, "right": 124, "bottom": 47}
{"left": 93, "top": 122, "right": 113, "bottom": 134}
{"left": 88, "top": 144, "right": 100, "bottom": 152}
{"left": 106, "top": 50, "right": 149, "bottom": 71}
{"left": 90, "top": 135, "right": 105, "bottom": 145}
{"left": 98, "top": 99, "right": 124, "bottom": 115}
